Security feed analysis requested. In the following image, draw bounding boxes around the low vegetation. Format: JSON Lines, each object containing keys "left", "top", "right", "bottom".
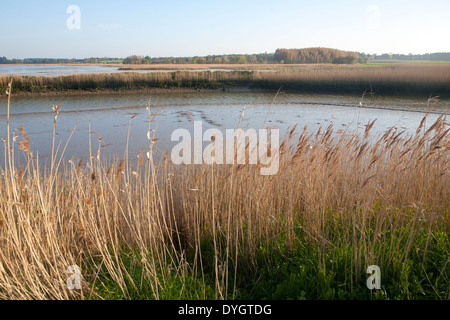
{"left": 0, "top": 82, "right": 448, "bottom": 300}
{"left": 2, "top": 49, "right": 449, "bottom": 65}
{"left": 1, "top": 63, "right": 450, "bottom": 96}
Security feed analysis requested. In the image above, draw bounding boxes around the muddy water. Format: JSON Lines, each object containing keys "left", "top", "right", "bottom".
{"left": 0, "top": 64, "right": 120, "bottom": 76}
{"left": 0, "top": 64, "right": 233, "bottom": 76}
{"left": 0, "top": 91, "right": 448, "bottom": 165}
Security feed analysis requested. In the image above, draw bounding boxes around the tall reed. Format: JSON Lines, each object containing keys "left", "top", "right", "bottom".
{"left": 1, "top": 64, "right": 449, "bottom": 95}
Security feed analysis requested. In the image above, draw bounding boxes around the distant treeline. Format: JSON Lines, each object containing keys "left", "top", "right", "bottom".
{"left": 274, "top": 48, "right": 362, "bottom": 64}
{"left": 361, "top": 52, "right": 450, "bottom": 61}
{"left": 0, "top": 57, "right": 123, "bottom": 64}
{"left": 2, "top": 64, "right": 450, "bottom": 97}
{"left": 147, "top": 52, "right": 276, "bottom": 64}
{"left": 1, "top": 49, "right": 450, "bottom": 65}
{"left": 152, "top": 50, "right": 450, "bottom": 64}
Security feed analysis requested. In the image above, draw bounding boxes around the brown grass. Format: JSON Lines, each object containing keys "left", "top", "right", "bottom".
{"left": 1, "top": 63, "right": 449, "bottom": 95}
{"left": 254, "top": 63, "right": 450, "bottom": 84}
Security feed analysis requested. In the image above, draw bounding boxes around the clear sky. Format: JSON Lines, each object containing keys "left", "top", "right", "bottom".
{"left": 1, "top": 0, "right": 449, "bottom": 59}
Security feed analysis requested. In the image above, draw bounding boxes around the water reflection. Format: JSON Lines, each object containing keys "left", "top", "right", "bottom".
{"left": 0, "top": 92, "right": 448, "bottom": 166}
{"left": 0, "top": 64, "right": 119, "bottom": 76}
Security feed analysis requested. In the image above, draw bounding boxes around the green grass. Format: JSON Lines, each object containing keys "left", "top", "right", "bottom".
{"left": 89, "top": 248, "right": 217, "bottom": 300}
{"left": 242, "top": 228, "right": 449, "bottom": 300}
{"left": 88, "top": 212, "right": 449, "bottom": 300}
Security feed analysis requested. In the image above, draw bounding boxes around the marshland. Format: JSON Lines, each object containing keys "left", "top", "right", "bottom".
{"left": 0, "top": 67, "right": 449, "bottom": 300}
{"left": 2, "top": 63, "right": 450, "bottom": 96}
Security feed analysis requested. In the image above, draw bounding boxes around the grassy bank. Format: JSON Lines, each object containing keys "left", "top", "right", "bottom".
{"left": 0, "top": 85, "right": 449, "bottom": 300}
{"left": 1, "top": 63, "right": 450, "bottom": 97}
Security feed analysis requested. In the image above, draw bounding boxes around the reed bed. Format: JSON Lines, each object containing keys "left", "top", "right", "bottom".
{"left": 1, "top": 64, "right": 449, "bottom": 96}
{"left": 253, "top": 64, "right": 450, "bottom": 94}
{"left": 0, "top": 85, "right": 449, "bottom": 300}
{"left": 0, "top": 71, "right": 253, "bottom": 94}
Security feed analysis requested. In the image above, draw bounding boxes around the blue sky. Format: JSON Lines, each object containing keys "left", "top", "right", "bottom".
{"left": 1, "top": 0, "right": 449, "bottom": 59}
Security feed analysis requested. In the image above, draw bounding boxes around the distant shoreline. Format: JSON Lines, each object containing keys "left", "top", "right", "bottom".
{"left": 0, "top": 86, "right": 239, "bottom": 97}
{"left": 1, "top": 63, "right": 450, "bottom": 98}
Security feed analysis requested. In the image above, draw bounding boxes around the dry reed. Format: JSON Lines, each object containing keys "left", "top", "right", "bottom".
{"left": 1, "top": 64, "right": 449, "bottom": 95}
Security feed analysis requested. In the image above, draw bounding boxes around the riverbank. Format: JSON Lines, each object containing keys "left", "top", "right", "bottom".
{"left": 1, "top": 63, "right": 450, "bottom": 97}
{"left": 0, "top": 86, "right": 228, "bottom": 97}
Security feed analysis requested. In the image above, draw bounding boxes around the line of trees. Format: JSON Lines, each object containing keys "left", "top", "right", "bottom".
{"left": 2, "top": 50, "right": 450, "bottom": 65}
{"left": 123, "top": 55, "right": 152, "bottom": 64}
{"left": 360, "top": 52, "right": 450, "bottom": 61}
{"left": 118, "top": 50, "right": 450, "bottom": 65}
{"left": 0, "top": 57, "right": 123, "bottom": 64}
{"left": 274, "top": 48, "right": 362, "bottom": 64}
{"left": 0, "top": 57, "right": 22, "bottom": 64}
{"left": 135, "top": 53, "right": 276, "bottom": 64}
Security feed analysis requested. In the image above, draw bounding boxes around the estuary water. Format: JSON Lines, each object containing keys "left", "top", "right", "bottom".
{"left": 0, "top": 64, "right": 119, "bottom": 76}
{"left": 0, "top": 91, "right": 448, "bottom": 165}
{"left": 0, "top": 64, "right": 232, "bottom": 76}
